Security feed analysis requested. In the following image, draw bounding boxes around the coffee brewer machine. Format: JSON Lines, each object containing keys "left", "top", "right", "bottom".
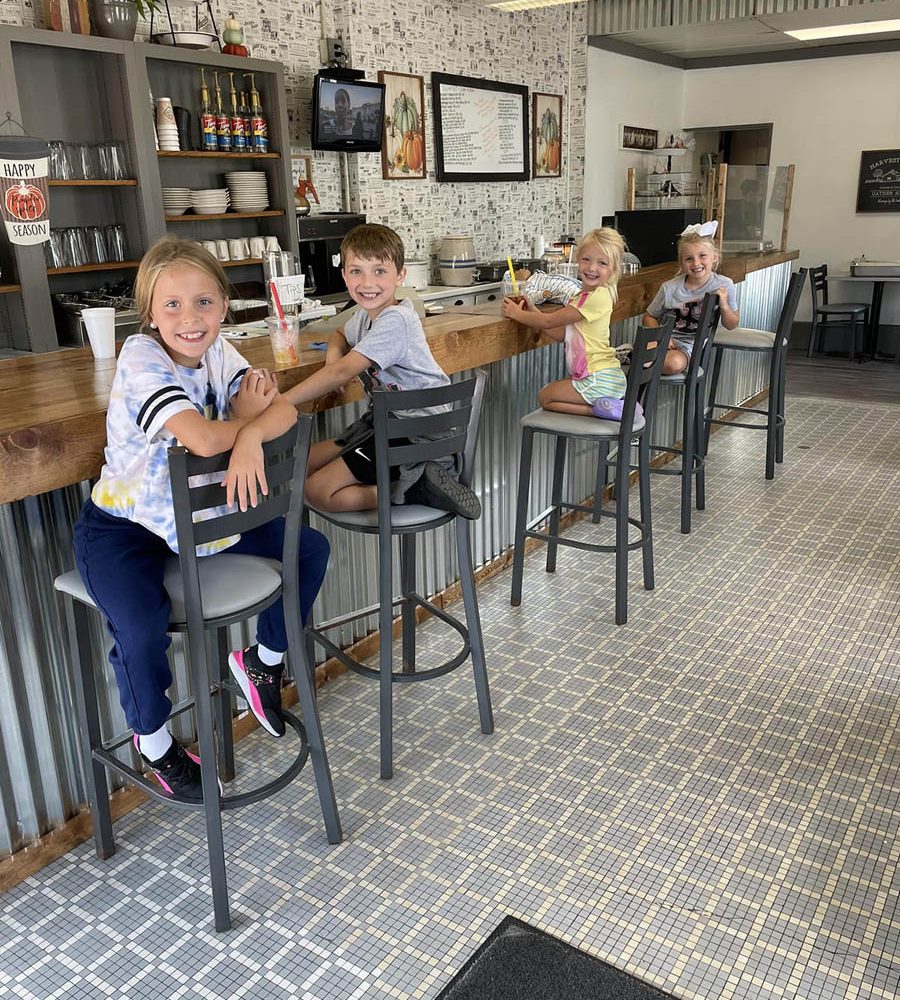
{"left": 297, "top": 212, "right": 366, "bottom": 297}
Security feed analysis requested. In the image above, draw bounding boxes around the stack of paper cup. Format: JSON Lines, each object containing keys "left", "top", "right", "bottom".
{"left": 81, "top": 307, "right": 117, "bottom": 359}
{"left": 155, "top": 98, "right": 179, "bottom": 152}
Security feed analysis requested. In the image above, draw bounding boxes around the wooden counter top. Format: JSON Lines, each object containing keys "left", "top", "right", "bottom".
{"left": 0, "top": 249, "right": 798, "bottom": 504}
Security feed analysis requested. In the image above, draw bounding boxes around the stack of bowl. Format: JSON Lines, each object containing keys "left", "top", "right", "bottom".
{"left": 190, "top": 188, "right": 230, "bottom": 215}
{"left": 162, "top": 187, "right": 191, "bottom": 216}
{"left": 224, "top": 172, "right": 269, "bottom": 213}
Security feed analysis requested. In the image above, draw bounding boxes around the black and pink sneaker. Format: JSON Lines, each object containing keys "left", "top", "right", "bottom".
{"left": 132, "top": 735, "right": 220, "bottom": 802}
{"left": 228, "top": 645, "right": 286, "bottom": 738}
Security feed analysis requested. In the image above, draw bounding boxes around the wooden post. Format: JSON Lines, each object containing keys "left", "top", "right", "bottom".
{"left": 780, "top": 164, "right": 795, "bottom": 251}
{"left": 713, "top": 164, "right": 728, "bottom": 249}
{"left": 626, "top": 167, "right": 636, "bottom": 210}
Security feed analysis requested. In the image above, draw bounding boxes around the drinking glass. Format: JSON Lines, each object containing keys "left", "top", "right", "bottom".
{"left": 73, "top": 143, "right": 97, "bottom": 180}
{"left": 48, "top": 141, "right": 71, "bottom": 181}
{"left": 105, "top": 224, "right": 126, "bottom": 262}
{"left": 86, "top": 226, "right": 108, "bottom": 264}
{"left": 63, "top": 227, "right": 89, "bottom": 268}
{"left": 97, "top": 142, "right": 127, "bottom": 180}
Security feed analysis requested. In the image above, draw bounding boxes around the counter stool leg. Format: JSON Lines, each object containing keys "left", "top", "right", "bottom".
{"left": 378, "top": 526, "right": 394, "bottom": 780}
{"left": 638, "top": 431, "right": 655, "bottom": 592}
{"left": 765, "top": 348, "right": 779, "bottom": 480}
{"left": 213, "top": 630, "right": 235, "bottom": 783}
{"left": 67, "top": 599, "right": 115, "bottom": 859}
{"left": 849, "top": 316, "right": 857, "bottom": 363}
{"left": 680, "top": 384, "right": 694, "bottom": 534}
{"left": 776, "top": 349, "right": 787, "bottom": 464}
{"left": 695, "top": 380, "right": 707, "bottom": 510}
{"left": 400, "top": 534, "right": 417, "bottom": 675}
{"left": 592, "top": 440, "right": 607, "bottom": 524}
{"left": 614, "top": 440, "right": 630, "bottom": 626}
{"left": 546, "top": 436, "right": 567, "bottom": 573}
{"left": 456, "top": 518, "right": 494, "bottom": 735}
{"left": 703, "top": 347, "right": 724, "bottom": 457}
{"left": 510, "top": 428, "right": 534, "bottom": 607}
{"left": 806, "top": 317, "right": 818, "bottom": 358}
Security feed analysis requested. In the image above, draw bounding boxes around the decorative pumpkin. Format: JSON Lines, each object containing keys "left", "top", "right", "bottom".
{"left": 546, "top": 139, "right": 560, "bottom": 173}
{"left": 5, "top": 182, "right": 45, "bottom": 221}
{"left": 540, "top": 107, "right": 559, "bottom": 145}
{"left": 404, "top": 131, "right": 424, "bottom": 172}
{"left": 222, "top": 12, "right": 249, "bottom": 55}
{"left": 391, "top": 92, "right": 419, "bottom": 139}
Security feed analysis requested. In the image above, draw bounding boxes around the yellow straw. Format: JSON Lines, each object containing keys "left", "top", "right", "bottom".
{"left": 506, "top": 256, "right": 519, "bottom": 296}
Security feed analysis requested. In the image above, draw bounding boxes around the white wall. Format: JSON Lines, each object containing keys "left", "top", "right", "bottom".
{"left": 684, "top": 52, "right": 900, "bottom": 322}
{"left": 583, "top": 47, "right": 686, "bottom": 229}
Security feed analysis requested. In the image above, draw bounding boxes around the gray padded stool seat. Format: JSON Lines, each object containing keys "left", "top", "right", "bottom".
{"left": 306, "top": 373, "right": 493, "bottom": 780}
{"left": 704, "top": 269, "right": 806, "bottom": 481}
{"left": 510, "top": 320, "right": 672, "bottom": 626}
{"left": 53, "top": 418, "right": 341, "bottom": 932}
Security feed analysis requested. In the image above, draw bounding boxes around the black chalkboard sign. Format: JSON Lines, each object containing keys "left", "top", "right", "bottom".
{"left": 856, "top": 149, "right": 900, "bottom": 213}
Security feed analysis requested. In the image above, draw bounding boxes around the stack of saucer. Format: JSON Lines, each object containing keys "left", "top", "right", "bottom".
{"left": 224, "top": 171, "right": 269, "bottom": 212}
{"left": 155, "top": 98, "right": 180, "bottom": 152}
{"left": 190, "top": 188, "right": 230, "bottom": 215}
{"left": 162, "top": 187, "right": 191, "bottom": 216}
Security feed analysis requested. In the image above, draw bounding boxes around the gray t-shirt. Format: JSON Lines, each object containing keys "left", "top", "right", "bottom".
{"left": 343, "top": 297, "right": 449, "bottom": 416}
{"left": 647, "top": 273, "right": 737, "bottom": 345}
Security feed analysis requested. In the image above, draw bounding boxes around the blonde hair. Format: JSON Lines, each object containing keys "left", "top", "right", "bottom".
{"left": 675, "top": 232, "right": 720, "bottom": 275}
{"left": 134, "top": 236, "right": 229, "bottom": 332}
{"left": 575, "top": 227, "right": 626, "bottom": 303}
{"left": 340, "top": 223, "right": 405, "bottom": 271}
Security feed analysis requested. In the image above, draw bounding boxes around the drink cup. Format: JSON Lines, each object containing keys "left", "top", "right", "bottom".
{"left": 228, "top": 238, "right": 245, "bottom": 260}
{"left": 200, "top": 240, "right": 218, "bottom": 258}
{"left": 264, "top": 236, "right": 281, "bottom": 253}
{"left": 81, "top": 307, "right": 117, "bottom": 359}
{"left": 249, "top": 236, "right": 266, "bottom": 258}
{"left": 266, "top": 314, "right": 300, "bottom": 366}
{"left": 215, "top": 239, "right": 230, "bottom": 261}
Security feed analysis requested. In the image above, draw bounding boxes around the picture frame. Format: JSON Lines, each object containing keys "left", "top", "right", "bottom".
{"left": 856, "top": 149, "right": 900, "bottom": 213}
{"left": 620, "top": 125, "right": 658, "bottom": 152}
{"left": 431, "top": 72, "right": 529, "bottom": 183}
{"left": 532, "top": 93, "right": 562, "bottom": 179}
{"left": 379, "top": 71, "right": 427, "bottom": 181}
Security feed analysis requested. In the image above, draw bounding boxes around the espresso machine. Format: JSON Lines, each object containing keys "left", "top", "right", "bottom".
{"left": 297, "top": 212, "right": 366, "bottom": 297}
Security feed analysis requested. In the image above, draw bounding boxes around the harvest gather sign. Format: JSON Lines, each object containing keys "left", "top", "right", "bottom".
{"left": 856, "top": 149, "right": 900, "bottom": 213}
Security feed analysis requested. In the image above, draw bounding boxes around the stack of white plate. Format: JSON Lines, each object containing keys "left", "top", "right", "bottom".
{"left": 190, "top": 188, "right": 230, "bottom": 215}
{"left": 162, "top": 187, "right": 191, "bottom": 216}
{"left": 224, "top": 172, "right": 269, "bottom": 213}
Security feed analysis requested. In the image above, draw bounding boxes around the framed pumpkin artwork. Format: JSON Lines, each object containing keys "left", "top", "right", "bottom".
{"left": 379, "top": 71, "right": 427, "bottom": 180}
{"left": 532, "top": 93, "right": 562, "bottom": 179}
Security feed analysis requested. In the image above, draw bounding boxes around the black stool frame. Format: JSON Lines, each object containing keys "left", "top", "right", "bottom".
{"left": 307, "top": 372, "right": 493, "bottom": 780}
{"left": 58, "top": 417, "right": 341, "bottom": 932}
{"left": 510, "top": 319, "right": 673, "bottom": 626}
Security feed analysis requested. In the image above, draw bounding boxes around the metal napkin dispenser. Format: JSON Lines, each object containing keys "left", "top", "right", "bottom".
{"left": 850, "top": 257, "right": 900, "bottom": 277}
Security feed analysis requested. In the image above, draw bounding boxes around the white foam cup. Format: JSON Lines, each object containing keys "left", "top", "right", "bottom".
{"left": 81, "top": 307, "right": 116, "bottom": 359}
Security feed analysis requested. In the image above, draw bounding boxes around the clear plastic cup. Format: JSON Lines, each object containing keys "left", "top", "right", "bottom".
{"left": 266, "top": 315, "right": 300, "bottom": 366}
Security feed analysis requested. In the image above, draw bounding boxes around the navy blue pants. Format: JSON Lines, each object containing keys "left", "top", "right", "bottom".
{"left": 74, "top": 499, "right": 330, "bottom": 735}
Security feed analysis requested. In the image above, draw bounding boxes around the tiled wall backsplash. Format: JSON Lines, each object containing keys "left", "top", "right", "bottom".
{"left": 3, "top": 0, "right": 586, "bottom": 279}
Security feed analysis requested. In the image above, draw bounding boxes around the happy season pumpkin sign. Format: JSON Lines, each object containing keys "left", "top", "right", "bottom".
{"left": 0, "top": 136, "right": 50, "bottom": 245}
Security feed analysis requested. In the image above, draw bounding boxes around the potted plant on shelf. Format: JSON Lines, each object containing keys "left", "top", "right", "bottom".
{"left": 91, "top": 0, "right": 159, "bottom": 41}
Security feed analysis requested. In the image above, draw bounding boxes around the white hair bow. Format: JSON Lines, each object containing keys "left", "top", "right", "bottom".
{"left": 681, "top": 220, "right": 719, "bottom": 238}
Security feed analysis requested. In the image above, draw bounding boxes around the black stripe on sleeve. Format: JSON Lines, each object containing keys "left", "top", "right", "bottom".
{"left": 229, "top": 367, "right": 250, "bottom": 390}
{"left": 137, "top": 386, "right": 191, "bottom": 433}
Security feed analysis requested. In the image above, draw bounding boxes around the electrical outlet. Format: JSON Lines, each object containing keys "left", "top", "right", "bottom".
{"left": 328, "top": 38, "right": 345, "bottom": 64}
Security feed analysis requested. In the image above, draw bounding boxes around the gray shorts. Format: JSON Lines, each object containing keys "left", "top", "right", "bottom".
{"left": 670, "top": 335, "right": 694, "bottom": 359}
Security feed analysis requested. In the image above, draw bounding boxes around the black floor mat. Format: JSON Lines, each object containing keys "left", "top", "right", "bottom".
{"left": 435, "top": 916, "right": 678, "bottom": 1000}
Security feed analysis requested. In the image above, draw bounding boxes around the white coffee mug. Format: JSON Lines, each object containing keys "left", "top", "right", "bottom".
{"left": 81, "top": 307, "right": 116, "bottom": 359}
{"left": 249, "top": 236, "right": 266, "bottom": 258}
{"left": 264, "top": 236, "right": 281, "bottom": 253}
{"left": 215, "top": 239, "right": 230, "bottom": 262}
{"left": 228, "top": 238, "right": 246, "bottom": 260}
{"left": 201, "top": 241, "right": 217, "bottom": 258}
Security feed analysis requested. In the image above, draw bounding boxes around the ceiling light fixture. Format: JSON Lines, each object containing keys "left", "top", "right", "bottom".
{"left": 784, "top": 18, "right": 900, "bottom": 41}
{"left": 484, "top": 0, "right": 582, "bottom": 11}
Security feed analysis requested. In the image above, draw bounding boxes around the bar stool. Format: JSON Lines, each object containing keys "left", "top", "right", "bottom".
{"left": 54, "top": 417, "right": 341, "bottom": 932}
{"left": 510, "top": 319, "right": 673, "bottom": 626}
{"left": 703, "top": 269, "right": 806, "bottom": 480}
{"left": 306, "top": 372, "right": 493, "bottom": 780}
{"left": 807, "top": 264, "right": 869, "bottom": 361}
{"left": 648, "top": 293, "right": 719, "bottom": 534}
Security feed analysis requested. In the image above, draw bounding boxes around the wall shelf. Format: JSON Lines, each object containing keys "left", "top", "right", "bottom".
{"left": 48, "top": 179, "right": 138, "bottom": 186}
{"left": 222, "top": 258, "right": 263, "bottom": 267}
{"left": 0, "top": 284, "right": 22, "bottom": 294}
{"left": 166, "top": 210, "right": 284, "bottom": 222}
{"left": 47, "top": 261, "right": 140, "bottom": 275}
{"left": 158, "top": 151, "right": 280, "bottom": 159}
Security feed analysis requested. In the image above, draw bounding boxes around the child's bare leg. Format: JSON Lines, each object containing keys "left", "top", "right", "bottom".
{"left": 306, "top": 457, "right": 378, "bottom": 511}
{"left": 663, "top": 340, "right": 689, "bottom": 374}
{"left": 307, "top": 439, "right": 342, "bottom": 474}
{"left": 538, "top": 379, "right": 595, "bottom": 417}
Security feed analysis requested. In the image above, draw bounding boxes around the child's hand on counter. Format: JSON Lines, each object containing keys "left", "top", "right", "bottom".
{"left": 503, "top": 295, "right": 533, "bottom": 320}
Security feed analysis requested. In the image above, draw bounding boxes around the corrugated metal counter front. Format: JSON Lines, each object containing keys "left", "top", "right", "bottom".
{"left": 0, "top": 256, "right": 794, "bottom": 857}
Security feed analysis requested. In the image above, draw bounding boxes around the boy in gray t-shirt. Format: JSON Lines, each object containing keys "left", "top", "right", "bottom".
{"left": 283, "top": 223, "right": 480, "bottom": 518}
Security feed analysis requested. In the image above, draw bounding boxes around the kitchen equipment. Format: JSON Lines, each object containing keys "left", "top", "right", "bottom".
{"left": 295, "top": 178, "right": 320, "bottom": 217}
{"left": 615, "top": 208, "right": 702, "bottom": 266}
{"left": 297, "top": 212, "right": 365, "bottom": 297}
{"left": 151, "top": 30, "right": 218, "bottom": 49}
{"left": 439, "top": 235, "right": 476, "bottom": 286}
{"left": 52, "top": 296, "right": 140, "bottom": 348}
{"left": 475, "top": 262, "right": 514, "bottom": 282}
{"left": 405, "top": 261, "right": 430, "bottom": 290}
{"left": 621, "top": 252, "right": 641, "bottom": 275}
{"left": 850, "top": 257, "right": 900, "bottom": 277}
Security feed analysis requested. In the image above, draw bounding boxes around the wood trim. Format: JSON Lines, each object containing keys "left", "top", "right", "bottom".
{"left": 780, "top": 165, "right": 795, "bottom": 252}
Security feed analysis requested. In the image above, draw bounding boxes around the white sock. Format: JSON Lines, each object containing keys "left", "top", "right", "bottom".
{"left": 138, "top": 726, "right": 173, "bottom": 762}
{"left": 256, "top": 643, "right": 284, "bottom": 668}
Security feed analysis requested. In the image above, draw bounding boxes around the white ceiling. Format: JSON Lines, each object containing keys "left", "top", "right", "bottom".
{"left": 601, "top": 0, "right": 900, "bottom": 61}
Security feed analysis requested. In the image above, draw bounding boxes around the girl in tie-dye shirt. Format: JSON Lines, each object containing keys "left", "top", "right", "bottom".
{"left": 73, "top": 237, "right": 330, "bottom": 802}
{"left": 503, "top": 228, "right": 628, "bottom": 419}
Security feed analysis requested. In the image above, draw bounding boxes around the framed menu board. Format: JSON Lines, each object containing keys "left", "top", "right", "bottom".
{"left": 856, "top": 149, "right": 900, "bottom": 213}
{"left": 431, "top": 72, "right": 529, "bottom": 183}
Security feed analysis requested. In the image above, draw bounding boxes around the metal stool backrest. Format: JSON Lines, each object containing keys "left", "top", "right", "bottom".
{"left": 168, "top": 415, "right": 312, "bottom": 628}
{"left": 685, "top": 293, "right": 720, "bottom": 382}
{"left": 628, "top": 315, "right": 675, "bottom": 433}
{"left": 809, "top": 264, "right": 829, "bottom": 309}
{"left": 370, "top": 369, "right": 486, "bottom": 501}
{"left": 779, "top": 269, "right": 808, "bottom": 354}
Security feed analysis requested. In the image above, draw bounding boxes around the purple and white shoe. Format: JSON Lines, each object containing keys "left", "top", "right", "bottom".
{"left": 591, "top": 398, "right": 644, "bottom": 423}
{"left": 133, "top": 735, "right": 220, "bottom": 802}
{"left": 228, "top": 645, "right": 286, "bottom": 738}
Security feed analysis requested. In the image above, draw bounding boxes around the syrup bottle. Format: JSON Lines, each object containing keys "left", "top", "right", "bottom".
{"left": 238, "top": 88, "right": 252, "bottom": 149}
{"left": 213, "top": 72, "right": 231, "bottom": 153}
{"left": 199, "top": 68, "right": 218, "bottom": 152}
{"left": 243, "top": 73, "right": 269, "bottom": 153}
{"left": 228, "top": 72, "right": 246, "bottom": 151}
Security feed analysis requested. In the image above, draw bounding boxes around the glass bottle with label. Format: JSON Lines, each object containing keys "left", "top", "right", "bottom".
{"left": 213, "top": 72, "right": 231, "bottom": 153}
{"left": 243, "top": 73, "right": 269, "bottom": 153}
{"left": 198, "top": 68, "right": 218, "bottom": 152}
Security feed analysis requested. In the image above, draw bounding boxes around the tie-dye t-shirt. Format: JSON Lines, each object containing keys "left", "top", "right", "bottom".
{"left": 564, "top": 285, "right": 617, "bottom": 380}
{"left": 91, "top": 334, "right": 249, "bottom": 555}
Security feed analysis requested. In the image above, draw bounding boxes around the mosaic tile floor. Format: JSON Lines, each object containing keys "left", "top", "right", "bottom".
{"left": 2, "top": 393, "right": 899, "bottom": 1000}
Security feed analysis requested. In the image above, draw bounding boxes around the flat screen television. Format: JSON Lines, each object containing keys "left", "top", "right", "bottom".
{"left": 311, "top": 74, "right": 385, "bottom": 152}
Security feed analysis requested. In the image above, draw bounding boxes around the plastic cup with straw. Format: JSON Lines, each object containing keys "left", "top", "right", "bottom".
{"left": 505, "top": 255, "right": 524, "bottom": 305}
{"left": 267, "top": 279, "right": 300, "bottom": 365}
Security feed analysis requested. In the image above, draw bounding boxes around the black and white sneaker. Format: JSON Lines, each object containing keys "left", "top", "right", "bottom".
{"left": 406, "top": 461, "right": 482, "bottom": 520}
{"left": 133, "top": 736, "right": 221, "bottom": 802}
